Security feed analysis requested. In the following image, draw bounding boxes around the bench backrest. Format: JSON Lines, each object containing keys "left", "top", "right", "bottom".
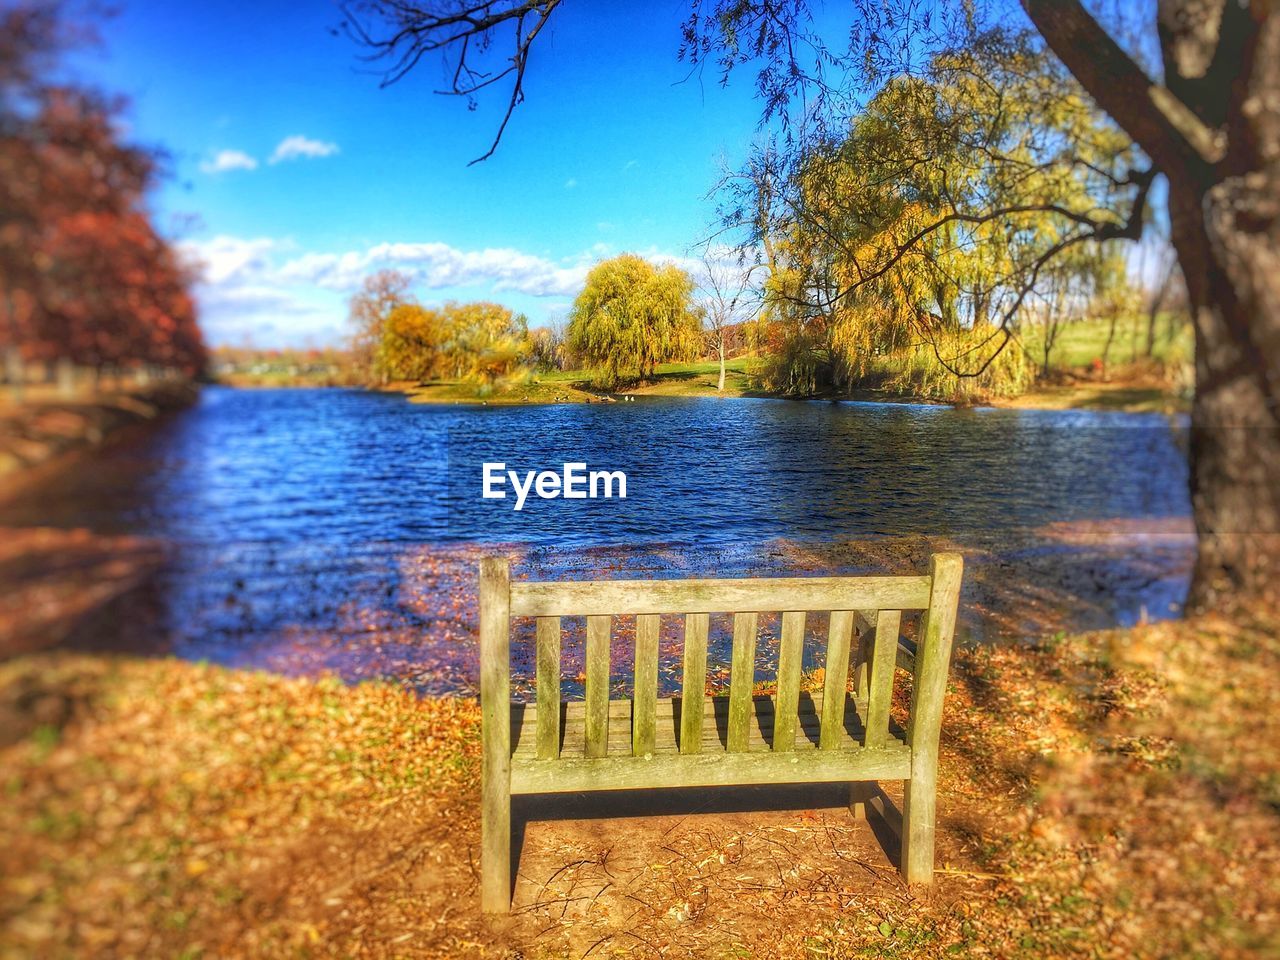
{"left": 479, "top": 553, "right": 963, "bottom": 766}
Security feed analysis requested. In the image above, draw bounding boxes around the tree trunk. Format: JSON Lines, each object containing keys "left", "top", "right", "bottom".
{"left": 717, "top": 340, "right": 726, "bottom": 392}
{"left": 1100, "top": 306, "right": 1118, "bottom": 379}
{"left": 1170, "top": 176, "right": 1280, "bottom": 611}
{"left": 1145, "top": 260, "right": 1173, "bottom": 358}
{"left": 1021, "top": 0, "right": 1280, "bottom": 611}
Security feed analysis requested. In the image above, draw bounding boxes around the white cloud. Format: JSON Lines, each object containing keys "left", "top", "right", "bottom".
{"left": 270, "top": 135, "right": 340, "bottom": 164}
{"left": 622, "top": 159, "right": 639, "bottom": 172}
{"left": 276, "top": 241, "right": 593, "bottom": 297}
{"left": 179, "top": 236, "right": 328, "bottom": 345}
{"left": 564, "top": 178, "right": 578, "bottom": 189}
{"left": 199, "top": 149, "right": 258, "bottom": 174}
{"left": 184, "top": 235, "right": 278, "bottom": 285}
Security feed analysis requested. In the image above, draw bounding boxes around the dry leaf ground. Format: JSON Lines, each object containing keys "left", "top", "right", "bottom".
{"left": 2, "top": 602, "right": 1278, "bottom": 959}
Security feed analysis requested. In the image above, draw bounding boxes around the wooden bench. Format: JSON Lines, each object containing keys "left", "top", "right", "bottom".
{"left": 478, "top": 553, "right": 963, "bottom": 912}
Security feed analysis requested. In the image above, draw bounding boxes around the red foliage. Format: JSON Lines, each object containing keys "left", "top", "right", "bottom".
{"left": 0, "top": 2, "right": 206, "bottom": 375}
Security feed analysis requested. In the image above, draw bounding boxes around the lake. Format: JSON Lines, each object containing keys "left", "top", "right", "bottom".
{"left": 0, "top": 387, "right": 1194, "bottom": 693}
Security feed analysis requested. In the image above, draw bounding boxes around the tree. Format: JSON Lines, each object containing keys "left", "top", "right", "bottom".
{"left": 441, "top": 300, "right": 533, "bottom": 392}
{"left": 695, "top": 248, "right": 760, "bottom": 392}
{"left": 0, "top": 1, "right": 205, "bottom": 381}
{"left": 718, "top": 35, "right": 1134, "bottom": 399}
{"left": 348, "top": 269, "right": 413, "bottom": 383}
{"left": 374, "top": 299, "right": 533, "bottom": 394}
{"left": 567, "top": 254, "right": 700, "bottom": 389}
{"left": 348, "top": 1, "right": 1280, "bottom": 609}
{"left": 528, "top": 321, "right": 567, "bottom": 372}
{"left": 376, "top": 302, "right": 445, "bottom": 381}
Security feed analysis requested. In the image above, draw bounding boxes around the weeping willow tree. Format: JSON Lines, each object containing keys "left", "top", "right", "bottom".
{"left": 567, "top": 254, "right": 701, "bottom": 388}
{"left": 739, "top": 36, "right": 1139, "bottom": 400}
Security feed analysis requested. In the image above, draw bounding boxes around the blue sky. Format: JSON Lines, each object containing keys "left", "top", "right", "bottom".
{"left": 78, "top": 1, "right": 767, "bottom": 347}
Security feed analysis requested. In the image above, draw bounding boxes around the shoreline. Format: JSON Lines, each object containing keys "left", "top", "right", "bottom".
{"left": 0, "top": 380, "right": 200, "bottom": 498}
{"left": 210, "top": 356, "right": 1189, "bottom": 415}
{"left": 385, "top": 375, "right": 1189, "bottom": 415}
{"left": 0, "top": 522, "right": 1194, "bottom": 684}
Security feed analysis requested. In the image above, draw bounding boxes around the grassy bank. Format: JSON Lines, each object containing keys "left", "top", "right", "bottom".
{"left": 0, "top": 380, "right": 200, "bottom": 490}
{"left": 394, "top": 319, "right": 1191, "bottom": 413}
{"left": 399, "top": 357, "right": 1188, "bottom": 414}
{"left": 3, "top": 603, "right": 1275, "bottom": 958}
{"left": 394, "top": 359, "right": 759, "bottom": 406}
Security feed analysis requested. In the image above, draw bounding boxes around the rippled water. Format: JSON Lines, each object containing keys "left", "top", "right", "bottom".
{"left": 1, "top": 387, "right": 1193, "bottom": 688}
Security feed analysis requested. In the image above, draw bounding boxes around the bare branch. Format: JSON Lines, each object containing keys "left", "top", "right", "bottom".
{"left": 1020, "top": 0, "right": 1221, "bottom": 172}
{"left": 343, "top": 0, "right": 562, "bottom": 163}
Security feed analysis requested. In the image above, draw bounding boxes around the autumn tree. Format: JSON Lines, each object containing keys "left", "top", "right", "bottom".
{"left": 441, "top": 300, "right": 533, "bottom": 392}
{"left": 528, "top": 322, "right": 567, "bottom": 372}
{"left": 376, "top": 302, "right": 445, "bottom": 381}
{"left": 375, "top": 299, "right": 532, "bottom": 394}
{"left": 567, "top": 254, "right": 700, "bottom": 388}
{"left": 348, "top": 268, "right": 414, "bottom": 383}
{"left": 0, "top": 1, "right": 204, "bottom": 379}
{"left": 721, "top": 35, "right": 1137, "bottom": 399}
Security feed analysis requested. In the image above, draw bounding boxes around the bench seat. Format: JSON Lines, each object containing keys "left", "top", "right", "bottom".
{"left": 508, "top": 693, "right": 911, "bottom": 794}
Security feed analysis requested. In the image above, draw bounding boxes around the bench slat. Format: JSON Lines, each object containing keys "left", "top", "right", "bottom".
{"left": 680, "top": 613, "right": 709, "bottom": 754}
{"left": 585, "top": 615, "right": 611, "bottom": 758}
{"left": 727, "top": 612, "right": 759, "bottom": 752}
{"left": 774, "top": 612, "right": 806, "bottom": 751}
{"left": 854, "top": 609, "right": 877, "bottom": 700}
{"left": 514, "top": 692, "right": 888, "bottom": 725}
{"left": 820, "top": 610, "right": 855, "bottom": 749}
{"left": 510, "top": 576, "right": 932, "bottom": 617}
{"left": 510, "top": 741, "right": 911, "bottom": 795}
{"left": 535, "top": 616, "right": 561, "bottom": 760}
{"left": 633, "top": 614, "right": 660, "bottom": 756}
{"left": 511, "top": 693, "right": 893, "bottom": 757}
{"left": 865, "top": 609, "right": 902, "bottom": 747}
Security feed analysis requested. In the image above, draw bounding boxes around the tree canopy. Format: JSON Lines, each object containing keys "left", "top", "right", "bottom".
{"left": 370, "top": 296, "right": 533, "bottom": 395}
{"left": 567, "top": 254, "right": 700, "bottom": 388}
{"left": 735, "top": 35, "right": 1137, "bottom": 398}
{"left": 0, "top": 1, "right": 205, "bottom": 375}
{"left": 347, "top": 269, "right": 414, "bottom": 383}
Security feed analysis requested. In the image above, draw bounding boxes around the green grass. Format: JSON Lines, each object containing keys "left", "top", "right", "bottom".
{"left": 402, "top": 357, "right": 759, "bottom": 404}
{"left": 650, "top": 358, "right": 752, "bottom": 377}
{"left": 1019, "top": 313, "right": 1192, "bottom": 370}
{"left": 398, "top": 320, "right": 1194, "bottom": 412}
{"left": 627, "top": 358, "right": 757, "bottom": 397}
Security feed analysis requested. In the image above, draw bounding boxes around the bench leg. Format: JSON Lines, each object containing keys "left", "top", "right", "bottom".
{"left": 849, "top": 780, "right": 876, "bottom": 820}
{"left": 481, "top": 774, "right": 510, "bottom": 912}
{"left": 901, "top": 774, "right": 936, "bottom": 885}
